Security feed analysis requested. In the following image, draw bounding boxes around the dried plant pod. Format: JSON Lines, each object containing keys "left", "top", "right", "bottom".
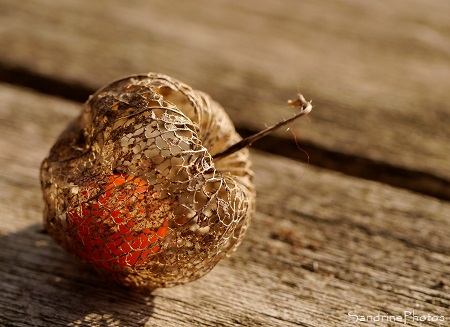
{"left": 40, "top": 73, "right": 312, "bottom": 290}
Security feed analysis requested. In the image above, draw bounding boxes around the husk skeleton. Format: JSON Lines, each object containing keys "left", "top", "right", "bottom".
{"left": 40, "top": 73, "right": 311, "bottom": 289}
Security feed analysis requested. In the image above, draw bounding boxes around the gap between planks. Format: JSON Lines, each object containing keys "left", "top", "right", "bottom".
{"left": 0, "top": 64, "right": 448, "bottom": 202}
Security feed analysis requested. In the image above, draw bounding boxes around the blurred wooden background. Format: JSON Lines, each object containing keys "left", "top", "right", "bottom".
{"left": 0, "top": 1, "right": 449, "bottom": 326}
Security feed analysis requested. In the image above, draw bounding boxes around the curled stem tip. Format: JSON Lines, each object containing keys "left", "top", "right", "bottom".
{"left": 213, "top": 93, "right": 312, "bottom": 160}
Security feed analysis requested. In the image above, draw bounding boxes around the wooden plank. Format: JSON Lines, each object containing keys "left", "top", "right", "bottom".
{"left": 0, "top": 0, "right": 449, "bottom": 190}
{"left": 0, "top": 84, "right": 449, "bottom": 326}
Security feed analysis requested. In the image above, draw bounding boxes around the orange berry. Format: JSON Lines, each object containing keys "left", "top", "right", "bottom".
{"left": 67, "top": 173, "right": 168, "bottom": 270}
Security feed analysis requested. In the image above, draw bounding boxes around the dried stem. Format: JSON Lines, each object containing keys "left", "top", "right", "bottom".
{"left": 213, "top": 93, "right": 313, "bottom": 160}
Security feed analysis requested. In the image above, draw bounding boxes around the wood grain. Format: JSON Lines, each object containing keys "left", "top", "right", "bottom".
{"left": 0, "top": 0, "right": 449, "bottom": 192}
{"left": 0, "top": 84, "right": 448, "bottom": 326}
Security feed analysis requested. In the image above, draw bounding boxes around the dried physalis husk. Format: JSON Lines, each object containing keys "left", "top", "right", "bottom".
{"left": 40, "top": 73, "right": 312, "bottom": 290}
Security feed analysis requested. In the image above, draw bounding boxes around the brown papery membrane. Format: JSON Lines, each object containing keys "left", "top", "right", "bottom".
{"left": 40, "top": 73, "right": 311, "bottom": 290}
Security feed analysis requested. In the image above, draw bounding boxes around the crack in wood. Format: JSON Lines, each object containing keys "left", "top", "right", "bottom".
{"left": 237, "top": 128, "right": 450, "bottom": 201}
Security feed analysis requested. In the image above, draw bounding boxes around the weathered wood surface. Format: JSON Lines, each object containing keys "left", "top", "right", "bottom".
{"left": 1, "top": 0, "right": 450, "bottom": 200}
{"left": 1, "top": 1, "right": 450, "bottom": 326}
{"left": 1, "top": 84, "right": 449, "bottom": 326}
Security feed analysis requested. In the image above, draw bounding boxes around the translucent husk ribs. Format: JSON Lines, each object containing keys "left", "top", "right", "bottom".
{"left": 40, "top": 73, "right": 312, "bottom": 290}
{"left": 41, "top": 73, "right": 255, "bottom": 289}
